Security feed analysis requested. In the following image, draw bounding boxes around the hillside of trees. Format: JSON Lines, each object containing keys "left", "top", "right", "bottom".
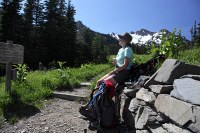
{"left": 0, "top": 0, "right": 119, "bottom": 69}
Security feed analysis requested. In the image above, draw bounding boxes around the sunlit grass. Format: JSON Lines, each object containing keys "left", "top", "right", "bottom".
{"left": 177, "top": 47, "right": 200, "bottom": 66}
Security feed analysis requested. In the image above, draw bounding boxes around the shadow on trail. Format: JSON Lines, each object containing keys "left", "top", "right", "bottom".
{"left": 3, "top": 90, "right": 41, "bottom": 123}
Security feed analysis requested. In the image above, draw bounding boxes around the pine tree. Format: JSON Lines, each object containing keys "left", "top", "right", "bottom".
{"left": 22, "top": 0, "right": 45, "bottom": 68}
{"left": 43, "top": 0, "right": 63, "bottom": 63}
{"left": 0, "top": 7, "right": 3, "bottom": 38}
{"left": 65, "top": 0, "right": 77, "bottom": 65}
{"left": 196, "top": 23, "right": 200, "bottom": 47}
{"left": 92, "top": 35, "right": 108, "bottom": 63}
{"left": 0, "top": 0, "right": 22, "bottom": 43}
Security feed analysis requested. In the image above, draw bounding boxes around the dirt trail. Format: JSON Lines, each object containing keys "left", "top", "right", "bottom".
{"left": 0, "top": 84, "right": 134, "bottom": 133}
{"left": 0, "top": 97, "right": 97, "bottom": 133}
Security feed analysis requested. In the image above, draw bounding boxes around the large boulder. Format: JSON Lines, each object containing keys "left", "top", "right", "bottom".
{"left": 154, "top": 94, "right": 194, "bottom": 126}
{"left": 145, "top": 59, "right": 200, "bottom": 87}
{"left": 155, "top": 59, "right": 200, "bottom": 84}
{"left": 171, "top": 78, "right": 200, "bottom": 105}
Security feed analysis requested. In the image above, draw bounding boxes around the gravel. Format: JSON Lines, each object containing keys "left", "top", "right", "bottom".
{"left": 0, "top": 98, "right": 96, "bottom": 133}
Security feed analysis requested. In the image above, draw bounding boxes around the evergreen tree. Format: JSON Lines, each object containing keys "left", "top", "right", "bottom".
{"left": 196, "top": 23, "right": 200, "bottom": 47}
{"left": 83, "top": 29, "right": 93, "bottom": 61}
{"left": 43, "top": 0, "right": 64, "bottom": 63}
{"left": 0, "top": 7, "right": 2, "bottom": 37}
{"left": 193, "top": 20, "right": 197, "bottom": 42}
{"left": 22, "top": 0, "right": 45, "bottom": 68}
{"left": 65, "top": 0, "right": 77, "bottom": 65}
{"left": 190, "top": 20, "right": 198, "bottom": 47}
{"left": 92, "top": 35, "right": 108, "bottom": 63}
{"left": 0, "top": 0, "right": 22, "bottom": 43}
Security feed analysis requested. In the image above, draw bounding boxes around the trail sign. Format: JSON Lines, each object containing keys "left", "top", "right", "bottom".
{"left": 0, "top": 41, "right": 24, "bottom": 64}
{"left": 0, "top": 40, "right": 24, "bottom": 93}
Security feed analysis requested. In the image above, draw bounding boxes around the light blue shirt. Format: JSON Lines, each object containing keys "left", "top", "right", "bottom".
{"left": 116, "top": 46, "right": 133, "bottom": 70}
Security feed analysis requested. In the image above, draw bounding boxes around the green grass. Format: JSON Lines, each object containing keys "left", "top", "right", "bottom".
{"left": 0, "top": 63, "right": 111, "bottom": 123}
{"left": 134, "top": 54, "right": 153, "bottom": 64}
{"left": 177, "top": 47, "right": 200, "bottom": 66}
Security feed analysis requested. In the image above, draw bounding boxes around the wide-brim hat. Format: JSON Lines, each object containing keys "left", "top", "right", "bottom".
{"left": 118, "top": 32, "right": 132, "bottom": 43}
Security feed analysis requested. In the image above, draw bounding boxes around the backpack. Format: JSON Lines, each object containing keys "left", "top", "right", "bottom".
{"left": 87, "top": 81, "right": 116, "bottom": 129}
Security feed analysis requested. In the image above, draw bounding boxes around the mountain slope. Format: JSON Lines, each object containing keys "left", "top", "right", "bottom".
{"left": 110, "top": 29, "right": 189, "bottom": 46}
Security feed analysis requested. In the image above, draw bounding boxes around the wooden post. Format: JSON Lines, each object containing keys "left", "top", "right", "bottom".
{"left": 0, "top": 40, "right": 24, "bottom": 94}
{"left": 6, "top": 62, "right": 12, "bottom": 93}
{"left": 5, "top": 40, "right": 13, "bottom": 93}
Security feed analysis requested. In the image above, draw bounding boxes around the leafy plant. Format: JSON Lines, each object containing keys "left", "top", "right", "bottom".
{"left": 57, "top": 61, "right": 71, "bottom": 90}
{"left": 13, "top": 64, "right": 29, "bottom": 82}
{"left": 150, "top": 29, "right": 188, "bottom": 58}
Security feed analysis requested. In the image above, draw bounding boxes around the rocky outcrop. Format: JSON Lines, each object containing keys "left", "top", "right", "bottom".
{"left": 144, "top": 59, "right": 200, "bottom": 87}
{"left": 120, "top": 59, "right": 200, "bottom": 133}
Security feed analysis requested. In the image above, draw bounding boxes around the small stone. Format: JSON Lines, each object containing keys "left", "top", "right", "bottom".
{"left": 41, "top": 122, "right": 46, "bottom": 125}
{"left": 20, "top": 129, "right": 26, "bottom": 133}
{"left": 14, "top": 126, "right": 18, "bottom": 129}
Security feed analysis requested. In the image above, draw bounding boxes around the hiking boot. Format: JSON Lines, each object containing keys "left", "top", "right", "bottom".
{"left": 88, "top": 121, "right": 103, "bottom": 132}
{"left": 79, "top": 104, "right": 89, "bottom": 110}
{"left": 79, "top": 107, "right": 97, "bottom": 120}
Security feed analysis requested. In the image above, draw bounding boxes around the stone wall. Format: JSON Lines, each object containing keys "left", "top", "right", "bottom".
{"left": 121, "top": 59, "right": 200, "bottom": 133}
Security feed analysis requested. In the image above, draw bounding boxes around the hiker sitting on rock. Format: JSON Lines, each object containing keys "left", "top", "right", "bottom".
{"left": 80, "top": 32, "right": 133, "bottom": 110}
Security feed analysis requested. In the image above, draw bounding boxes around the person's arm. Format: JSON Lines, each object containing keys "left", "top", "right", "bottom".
{"left": 109, "top": 57, "right": 129, "bottom": 74}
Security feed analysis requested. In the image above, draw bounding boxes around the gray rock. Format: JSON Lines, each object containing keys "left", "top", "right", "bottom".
{"left": 181, "top": 74, "right": 200, "bottom": 81}
{"left": 144, "top": 70, "right": 159, "bottom": 88}
{"left": 162, "top": 123, "right": 192, "bottom": 133}
{"left": 135, "top": 106, "right": 148, "bottom": 129}
{"left": 155, "top": 94, "right": 194, "bottom": 126}
{"left": 123, "top": 88, "right": 138, "bottom": 98}
{"left": 119, "top": 93, "right": 132, "bottom": 123}
{"left": 128, "top": 98, "right": 146, "bottom": 113}
{"left": 130, "top": 76, "right": 150, "bottom": 89}
{"left": 149, "top": 85, "right": 173, "bottom": 94}
{"left": 136, "top": 88, "right": 156, "bottom": 104}
{"left": 154, "top": 59, "right": 200, "bottom": 84}
{"left": 136, "top": 130, "right": 149, "bottom": 133}
{"left": 171, "top": 78, "right": 200, "bottom": 105}
{"left": 148, "top": 125, "right": 168, "bottom": 133}
{"left": 135, "top": 106, "right": 158, "bottom": 129}
{"left": 187, "top": 106, "right": 200, "bottom": 133}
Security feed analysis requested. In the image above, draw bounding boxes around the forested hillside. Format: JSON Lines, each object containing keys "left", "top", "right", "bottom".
{"left": 0, "top": 0, "right": 119, "bottom": 69}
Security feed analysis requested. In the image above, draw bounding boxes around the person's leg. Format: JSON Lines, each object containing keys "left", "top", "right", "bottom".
{"left": 95, "top": 73, "right": 116, "bottom": 88}
{"left": 80, "top": 74, "right": 116, "bottom": 109}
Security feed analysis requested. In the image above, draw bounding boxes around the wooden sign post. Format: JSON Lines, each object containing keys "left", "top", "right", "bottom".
{"left": 0, "top": 40, "right": 24, "bottom": 93}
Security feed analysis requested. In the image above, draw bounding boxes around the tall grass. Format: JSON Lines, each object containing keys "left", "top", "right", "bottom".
{"left": 177, "top": 47, "right": 200, "bottom": 66}
{"left": 0, "top": 84, "right": 11, "bottom": 114}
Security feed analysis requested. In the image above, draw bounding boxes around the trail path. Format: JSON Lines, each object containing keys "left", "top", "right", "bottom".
{"left": 0, "top": 83, "right": 133, "bottom": 133}
{"left": 0, "top": 84, "right": 97, "bottom": 133}
{"left": 0, "top": 97, "right": 97, "bottom": 133}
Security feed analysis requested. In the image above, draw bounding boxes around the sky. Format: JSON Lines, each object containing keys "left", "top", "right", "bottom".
{"left": 71, "top": 0, "right": 200, "bottom": 40}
